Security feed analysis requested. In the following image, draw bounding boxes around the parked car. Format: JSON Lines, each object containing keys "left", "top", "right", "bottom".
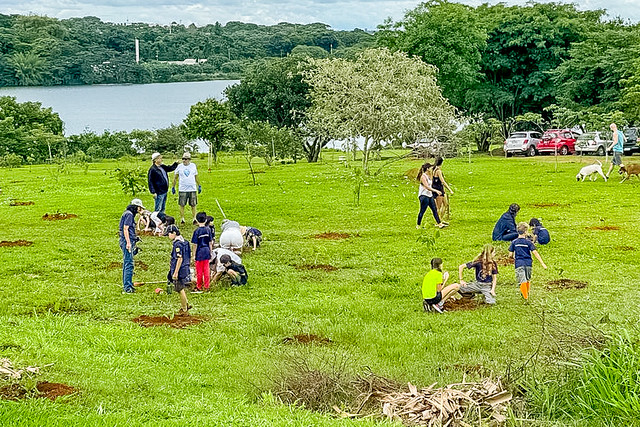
{"left": 503, "top": 131, "right": 542, "bottom": 157}
{"left": 536, "top": 129, "right": 578, "bottom": 155}
{"left": 623, "top": 127, "right": 640, "bottom": 155}
{"left": 575, "top": 131, "right": 611, "bottom": 156}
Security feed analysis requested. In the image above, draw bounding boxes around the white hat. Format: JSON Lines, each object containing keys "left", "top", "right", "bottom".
{"left": 131, "top": 198, "right": 146, "bottom": 209}
{"left": 151, "top": 152, "right": 162, "bottom": 161}
{"left": 182, "top": 151, "right": 191, "bottom": 159}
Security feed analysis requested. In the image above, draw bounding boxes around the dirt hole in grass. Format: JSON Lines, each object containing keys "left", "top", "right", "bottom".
{"left": 0, "top": 382, "right": 76, "bottom": 401}
{"left": 313, "top": 232, "right": 353, "bottom": 240}
{"left": 9, "top": 200, "right": 34, "bottom": 206}
{"left": 42, "top": 212, "right": 78, "bottom": 221}
{"left": 586, "top": 225, "right": 620, "bottom": 231}
{"left": 531, "top": 202, "right": 561, "bottom": 208}
{"left": 617, "top": 245, "right": 635, "bottom": 251}
{"left": 107, "top": 260, "right": 149, "bottom": 271}
{"left": 132, "top": 314, "right": 206, "bottom": 329}
{"left": 0, "top": 240, "right": 33, "bottom": 247}
{"left": 282, "top": 334, "right": 332, "bottom": 345}
{"left": 443, "top": 298, "right": 480, "bottom": 311}
{"left": 546, "top": 279, "right": 588, "bottom": 290}
{"left": 295, "top": 264, "right": 338, "bottom": 272}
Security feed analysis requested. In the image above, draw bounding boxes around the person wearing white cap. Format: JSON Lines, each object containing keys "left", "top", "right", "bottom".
{"left": 119, "top": 198, "right": 146, "bottom": 293}
{"left": 147, "top": 152, "right": 178, "bottom": 214}
{"left": 172, "top": 151, "right": 201, "bottom": 225}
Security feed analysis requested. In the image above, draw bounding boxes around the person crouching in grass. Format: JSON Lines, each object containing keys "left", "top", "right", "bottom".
{"left": 509, "top": 222, "right": 547, "bottom": 300}
{"left": 458, "top": 244, "right": 498, "bottom": 305}
{"left": 219, "top": 254, "right": 248, "bottom": 286}
{"left": 422, "top": 258, "right": 459, "bottom": 313}
{"left": 166, "top": 225, "right": 193, "bottom": 314}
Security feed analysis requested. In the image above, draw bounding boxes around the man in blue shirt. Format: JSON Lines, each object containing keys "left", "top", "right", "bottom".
{"left": 119, "top": 198, "right": 145, "bottom": 293}
{"left": 606, "top": 123, "right": 625, "bottom": 179}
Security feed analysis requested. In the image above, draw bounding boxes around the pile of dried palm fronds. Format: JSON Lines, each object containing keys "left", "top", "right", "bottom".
{"left": 380, "top": 378, "right": 512, "bottom": 426}
{"left": 0, "top": 359, "right": 50, "bottom": 380}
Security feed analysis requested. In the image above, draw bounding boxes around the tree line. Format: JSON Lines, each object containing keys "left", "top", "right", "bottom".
{"left": 0, "top": 14, "right": 373, "bottom": 86}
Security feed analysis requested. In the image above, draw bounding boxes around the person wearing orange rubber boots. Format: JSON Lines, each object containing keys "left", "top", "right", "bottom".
{"left": 509, "top": 222, "right": 547, "bottom": 300}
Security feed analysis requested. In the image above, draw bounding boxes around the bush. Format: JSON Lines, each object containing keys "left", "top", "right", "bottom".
{"left": 0, "top": 153, "right": 22, "bottom": 168}
{"left": 112, "top": 165, "right": 147, "bottom": 196}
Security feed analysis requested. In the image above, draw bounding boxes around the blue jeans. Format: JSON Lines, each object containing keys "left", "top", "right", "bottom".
{"left": 120, "top": 241, "right": 135, "bottom": 292}
{"left": 154, "top": 192, "right": 168, "bottom": 214}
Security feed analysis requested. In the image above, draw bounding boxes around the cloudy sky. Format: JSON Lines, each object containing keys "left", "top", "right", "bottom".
{"left": 4, "top": 0, "right": 639, "bottom": 30}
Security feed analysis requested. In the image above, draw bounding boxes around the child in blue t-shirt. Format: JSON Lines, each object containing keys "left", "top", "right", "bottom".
{"left": 219, "top": 254, "right": 248, "bottom": 286}
{"left": 191, "top": 212, "right": 214, "bottom": 293}
{"left": 509, "top": 222, "right": 547, "bottom": 300}
{"left": 167, "top": 225, "right": 192, "bottom": 314}
{"left": 529, "top": 218, "right": 550, "bottom": 245}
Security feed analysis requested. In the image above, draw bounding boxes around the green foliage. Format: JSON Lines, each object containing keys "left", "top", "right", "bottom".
{"left": 111, "top": 165, "right": 147, "bottom": 195}
{"left": 240, "top": 120, "right": 303, "bottom": 165}
{"left": 0, "top": 152, "right": 22, "bottom": 168}
{"left": 148, "top": 125, "right": 189, "bottom": 155}
{"left": 182, "top": 98, "right": 237, "bottom": 164}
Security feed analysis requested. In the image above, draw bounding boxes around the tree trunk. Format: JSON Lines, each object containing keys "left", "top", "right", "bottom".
{"left": 304, "top": 136, "right": 327, "bottom": 163}
{"left": 362, "top": 137, "right": 371, "bottom": 174}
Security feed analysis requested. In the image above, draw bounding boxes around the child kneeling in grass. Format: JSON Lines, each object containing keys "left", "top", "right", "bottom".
{"left": 422, "top": 258, "right": 459, "bottom": 313}
{"left": 509, "top": 222, "right": 547, "bottom": 300}
{"left": 219, "top": 254, "right": 248, "bottom": 286}
{"left": 166, "top": 225, "right": 192, "bottom": 314}
{"left": 458, "top": 244, "right": 498, "bottom": 305}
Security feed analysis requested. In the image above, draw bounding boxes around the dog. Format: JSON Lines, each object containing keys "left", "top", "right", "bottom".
{"left": 619, "top": 164, "right": 640, "bottom": 183}
{"left": 576, "top": 160, "right": 607, "bottom": 182}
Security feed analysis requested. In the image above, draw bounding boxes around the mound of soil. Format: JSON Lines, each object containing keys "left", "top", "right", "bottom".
{"left": 443, "top": 298, "right": 480, "bottom": 311}
{"left": 295, "top": 264, "right": 338, "bottom": 272}
{"left": 107, "top": 260, "right": 149, "bottom": 271}
{"left": 42, "top": 213, "right": 78, "bottom": 221}
{"left": 132, "top": 314, "right": 206, "bottom": 329}
{"left": 9, "top": 200, "right": 34, "bottom": 206}
{"left": 586, "top": 225, "right": 620, "bottom": 231}
{"left": 0, "top": 382, "right": 76, "bottom": 401}
{"left": 546, "top": 279, "right": 588, "bottom": 290}
{"left": 0, "top": 240, "right": 33, "bottom": 247}
{"left": 313, "top": 232, "right": 352, "bottom": 240}
{"left": 495, "top": 256, "right": 514, "bottom": 266}
{"left": 138, "top": 230, "right": 156, "bottom": 236}
{"left": 617, "top": 245, "right": 635, "bottom": 251}
{"left": 283, "top": 334, "right": 332, "bottom": 345}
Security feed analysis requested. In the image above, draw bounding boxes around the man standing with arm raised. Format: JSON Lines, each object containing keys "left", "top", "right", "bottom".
{"left": 148, "top": 152, "right": 178, "bottom": 214}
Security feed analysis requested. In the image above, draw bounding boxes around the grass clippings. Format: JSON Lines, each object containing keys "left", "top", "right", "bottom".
{"left": 0, "top": 240, "right": 33, "bottom": 247}
{"left": 616, "top": 245, "right": 635, "bottom": 251}
{"left": 586, "top": 225, "right": 620, "bottom": 231}
{"left": 282, "top": 334, "right": 332, "bottom": 345}
{"left": 42, "top": 212, "right": 78, "bottom": 221}
{"left": 107, "top": 260, "right": 149, "bottom": 271}
{"left": 443, "top": 298, "right": 481, "bottom": 311}
{"left": 132, "top": 314, "right": 206, "bottom": 329}
{"left": 0, "top": 382, "right": 76, "bottom": 401}
{"left": 295, "top": 264, "right": 338, "bottom": 272}
{"left": 546, "top": 279, "right": 588, "bottom": 290}
{"left": 9, "top": 200, "right": 34, "bottom": 206}
{"left": 313, "top": 232, "right": 352, "bottom": 240}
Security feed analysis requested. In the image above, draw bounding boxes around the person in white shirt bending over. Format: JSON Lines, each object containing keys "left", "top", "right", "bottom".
{"left": 172, "top": 152, "right": 202, "bottom": 225}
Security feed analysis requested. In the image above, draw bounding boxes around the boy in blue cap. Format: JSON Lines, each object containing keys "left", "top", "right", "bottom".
{"left": 167, "top": 225, "right": 193, "bottom": 314}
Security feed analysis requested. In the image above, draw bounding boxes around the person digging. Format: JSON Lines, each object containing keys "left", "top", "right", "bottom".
{"left": 166, "top": 224, "right": 193, "bottom": 314}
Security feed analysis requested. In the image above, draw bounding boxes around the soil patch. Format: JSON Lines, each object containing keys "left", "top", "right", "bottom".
{"left": 546, "top": 279, "right": 588, "bottom": 290}
{"left": 42, "top": 213, "right": 78, "bottom": 221}
{"left": 495, "top": 255, "right": 514, "bottom": 266}
{"left": 283, "top": 334, "right": 332, "bottom": 345}
{"left": 0, "top": 240, "right": 33, "bottom": 247}
{"left": 443, "top": 298, "right": 480, "bottom": 311}
{"left": 132, "top": 314, "right": 206, "bottom": 329}
{"left": 313, "top": 232, "right": 353, "bottom": 240}
{"left": 295, "top": 264, "right": 338, "bottom": 272}
{"left": 0, "top": 382, "right": 76, "bottom": 401}
{"left": 586, "top": 225, "right": 620, "bottom": 231}
{"left": 9, "top": 200, "right": 34, "bottom": 206}
{"left": 531, "top": 202, "right": 561, "bottom": 208}
{"left": 617, "top": 245, "right": 635, "bottom": 251}
{"left": 107, "top": 260, "right": 149, "bottom": 271}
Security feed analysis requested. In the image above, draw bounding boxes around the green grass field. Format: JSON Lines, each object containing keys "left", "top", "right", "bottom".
{"left": 1, "top": 152, "right": 639, "bottom": 426}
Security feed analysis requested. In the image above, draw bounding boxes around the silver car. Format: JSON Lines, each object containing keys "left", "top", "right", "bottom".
{"left": 503, "top": 131, "right": 542, "bottom": 157}
{"left": 575, "top": 131, "right": 611, "bottom": 156}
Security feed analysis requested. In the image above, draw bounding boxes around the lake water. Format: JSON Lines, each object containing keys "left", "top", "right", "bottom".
{"left": 0, "top": 80, "right": 238, "bottom": 136}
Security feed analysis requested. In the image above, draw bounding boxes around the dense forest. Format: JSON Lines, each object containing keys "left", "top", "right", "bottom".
{"left": 0, "top": 14, "right": 374, "bottom": 86}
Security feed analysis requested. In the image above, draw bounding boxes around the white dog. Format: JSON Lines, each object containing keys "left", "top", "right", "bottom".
{"left": 576, "top": 160, "right": 607, "bottom": 182}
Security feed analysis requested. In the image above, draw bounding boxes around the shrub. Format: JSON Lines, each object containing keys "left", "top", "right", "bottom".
{"left": 0, "top": 153, "right": 22, "bottom": 168}
{"left": 112, "top": 165, "right": 147, "bottom": 196}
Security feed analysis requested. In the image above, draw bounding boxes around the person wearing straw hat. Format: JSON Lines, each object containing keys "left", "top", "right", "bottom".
{"left": 119, "top": 198, "right": 146, "bottom": 294}
{"left": 148, "top": 152, "right": 178, "bottom": 214}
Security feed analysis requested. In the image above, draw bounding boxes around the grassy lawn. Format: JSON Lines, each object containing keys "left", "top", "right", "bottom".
{"left": 1, "top": 152, "right": 639, "bottom": 426}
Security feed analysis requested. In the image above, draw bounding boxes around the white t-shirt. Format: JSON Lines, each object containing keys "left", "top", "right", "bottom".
{"left": 174, "top": 163, "right": 198, "bottom": 192}
{"left": 418, "top": 175, "right": 433, "bottom": 197}
{"left": 212, "top": 248, "right": 242, "bottom": 272}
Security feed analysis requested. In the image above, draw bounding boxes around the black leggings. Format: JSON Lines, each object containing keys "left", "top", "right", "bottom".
{"left": 417, "top": 195, "right": 440, "bottom": 226}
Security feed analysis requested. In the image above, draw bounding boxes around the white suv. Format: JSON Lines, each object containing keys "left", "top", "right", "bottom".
{"left": 503, "top": 131, "right": 542, "bottom": 157}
